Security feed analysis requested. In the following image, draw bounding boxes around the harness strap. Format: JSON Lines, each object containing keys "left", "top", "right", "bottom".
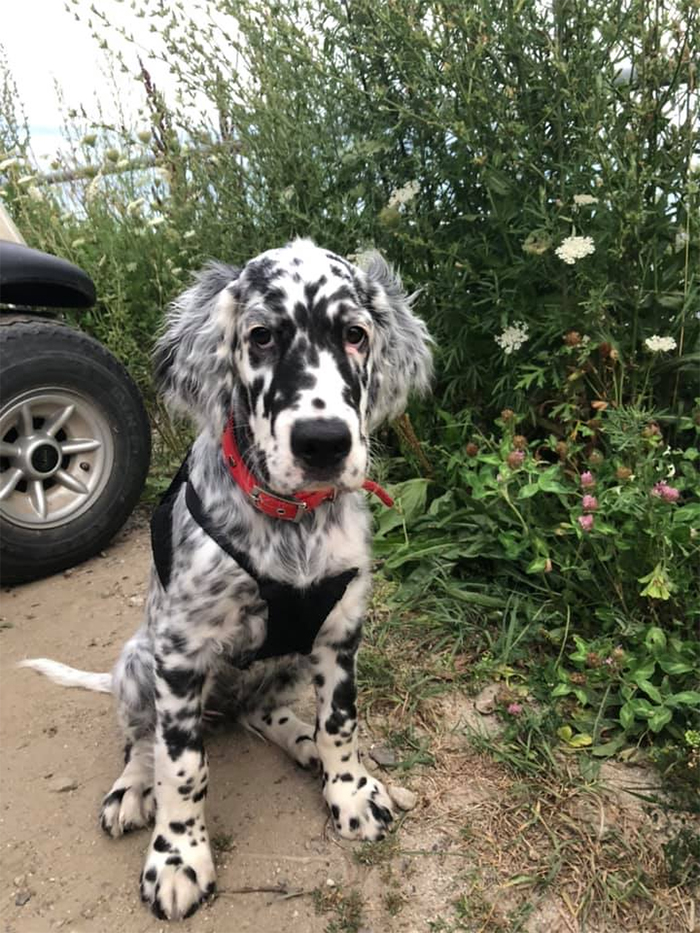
{"left": 151, "top": 468, "right": 359, "bottom": 661}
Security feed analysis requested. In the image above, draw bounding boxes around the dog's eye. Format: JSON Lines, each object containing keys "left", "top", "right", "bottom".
{"left": 250, "top": 326, "right": 274, "bottom": 348}
{"left": 344, "top": 325, "right": 368, "bottom": 350}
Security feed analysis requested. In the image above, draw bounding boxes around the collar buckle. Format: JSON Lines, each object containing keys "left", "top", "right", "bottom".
{"left": 249, "top": 486, "right": 308, "bottom": 522}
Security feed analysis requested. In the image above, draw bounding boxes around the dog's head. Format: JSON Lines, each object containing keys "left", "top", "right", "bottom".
{"left": 155, "top": 239, "right": 432, "bottom": 495}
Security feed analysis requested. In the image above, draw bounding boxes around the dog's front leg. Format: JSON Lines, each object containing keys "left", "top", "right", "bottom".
{"left": 139, "top": 641, "right": 215, "bottom": 920}
{"left": 312, "top": 629, "right": 394, "bottom": 841}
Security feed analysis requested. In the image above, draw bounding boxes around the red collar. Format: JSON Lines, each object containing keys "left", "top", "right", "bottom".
{"left": 221, "top": 416, "right": 394, "bottom": 522}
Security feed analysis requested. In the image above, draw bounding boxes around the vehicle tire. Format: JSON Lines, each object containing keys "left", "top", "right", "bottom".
{"left": 0, "top": 319, "right": 151, "bottom": 584}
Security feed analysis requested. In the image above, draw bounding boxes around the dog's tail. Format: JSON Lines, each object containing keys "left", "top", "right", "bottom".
{"left": 18, "top": 658, "right": 113, "bottom": 693}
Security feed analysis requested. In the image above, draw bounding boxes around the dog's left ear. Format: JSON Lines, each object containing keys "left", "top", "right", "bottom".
{"left": 355, "top": 252, "right": 433, "bottom": 430}
{"left": 153, "top": 262, "right": 240, "bottom": 433}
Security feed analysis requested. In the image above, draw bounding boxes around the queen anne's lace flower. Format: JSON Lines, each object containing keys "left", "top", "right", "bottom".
{"left": 573, "top": 194, "right": 599, "bottom": 206}
{"left": 387, "top": 180, "right": 420, "bottom": 209}
{"left": 555, "top": 235, "right": 596, "bottom": 264}
{"left": 495, "top": 321, "right": 529, "bottom": 355}
{"left": 644, "top": 335, "right": 677, "bottom": 352}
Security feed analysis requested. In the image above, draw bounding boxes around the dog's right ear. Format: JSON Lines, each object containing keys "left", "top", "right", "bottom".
{"left": 153, "top": 262, "right": 241, "bottom": 433}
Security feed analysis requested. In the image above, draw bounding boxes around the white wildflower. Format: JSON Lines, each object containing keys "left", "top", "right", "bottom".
{"left": 644, "top": 335, "right": 677, "bottom": 352}
{"left": 555, "top": 235, "right": 596, "bottom": 265}
{"left": 495, "top": 321, "right": 530, "bottom": 355}
{"left": 387, "top": 180, "right": 420, "bottom": 210}
{"left": 573, "top": 194, "right": 599, "bottom": 207}
{"left": 148, "top": 216, "right": 166, "bottom": 228}
{"left": 17, "top": 174, "right": 36, "bottom": 186}
{"left": 183, "top": 230, "right": 197, "bottom": 240}
{"left": 27, "top": 186, "right": 43, "bottom": 202}
{"left": 0, "top": 157, "right": 19, "bottom": 172}
{"left": 85, "top": 174, "right": 101, "bottom": 205}
{"left": 581, "top": 335, "right": 591, "bottom": 345}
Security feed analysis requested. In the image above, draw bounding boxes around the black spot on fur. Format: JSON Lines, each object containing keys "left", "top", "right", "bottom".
{"left": 169, "top": 821, "right": 186, "bottom": 834}
{"left": 153, "top": 835, "right": 171, "bottom": 852}
{"left": 102, "top": 787, "right": 126, "bottom": 808}
{"left": 192, "top": 785, "right": 208, "bottom": 803}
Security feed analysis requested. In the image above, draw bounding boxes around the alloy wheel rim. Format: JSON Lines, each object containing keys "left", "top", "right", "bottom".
{"left": 0, "top": 388, "right": 114, "bottom": 529}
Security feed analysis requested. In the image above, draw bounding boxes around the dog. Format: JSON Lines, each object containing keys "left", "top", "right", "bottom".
{"left": 21, "top": 238, "right": 432, "bottom": 920}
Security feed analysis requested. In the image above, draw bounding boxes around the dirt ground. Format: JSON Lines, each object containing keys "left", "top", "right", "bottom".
{"left": 1, "top": 517, "right": 696, "bottom": 933}
{"left": 0, "top": 516, "right": 466, "bottom": 933}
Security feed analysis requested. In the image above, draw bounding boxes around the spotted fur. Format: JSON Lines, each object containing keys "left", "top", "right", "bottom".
{"left": 21, "top": 239, "right": 432, "bottom": 921}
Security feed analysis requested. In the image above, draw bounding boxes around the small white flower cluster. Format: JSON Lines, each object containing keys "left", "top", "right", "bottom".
{"left": 555, "top": 235, "right": 596, "bottom": 265}
{"left": 387, "top": 180, "right": 420, "bottom": 210}
{"left": 644, "top": 335, "right": 677, "bottom": 352}
{"left": 495, "top": 321, "right": 530, "bottom": 355}
{"left": 573, "top": 194, "right": 599, "bottom": 207}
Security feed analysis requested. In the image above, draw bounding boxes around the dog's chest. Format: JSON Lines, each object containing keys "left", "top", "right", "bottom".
{"left": 153, "top": 473, "right": 369, "bottom": 661}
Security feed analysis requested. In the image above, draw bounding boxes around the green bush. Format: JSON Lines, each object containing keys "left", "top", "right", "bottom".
{"left": 2, "top": 0, "right": 697, "bottom": 424}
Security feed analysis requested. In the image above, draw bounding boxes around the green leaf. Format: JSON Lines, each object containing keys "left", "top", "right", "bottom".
{"left": 648, "top": 706, "right": 673, "bottom": 733}
{"left": 644, "top": 626, "right": 667, "bottom": 651}
{"left": 657, "top": 656, "right": 695, "bottom": 675}
{"left": 551, "top": 683, "right": 571, "bottom": 698}
{"left": 665, "top": 691, "right": 700, "bottom": 708}
{"left": 628, "top": 698, "right": 654, "bottom": 719}
{"left": 638, "top": 564, "right": 675, "bottom": 600}
{"left": 517, "top": 483, "right": 540, "bottom": 499}
{"left": 636, "top": 680, "right": 663, "bottom": 704}
{"left": 619, "top": 703, "right": 636, "bottom": 730}
{"left": 629, "top": 658, "right": 656, "bottom": 681}
{"left": 375, "top": 478, "right": 429, "bottom": 538}
{"left": 591, "top": 734, "right": 628, "bottom": 757}
{"left": 526, "top": 556, "right": 548, "bottom": 574}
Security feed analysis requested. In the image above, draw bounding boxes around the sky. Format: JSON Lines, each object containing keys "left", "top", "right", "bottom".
{"left": 2, "top": 0, "right": 184, "bottom": 163}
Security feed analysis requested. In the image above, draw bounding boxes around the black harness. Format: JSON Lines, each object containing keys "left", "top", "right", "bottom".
{"left": 150, "top": 458, "right": 358, "bottom": 661}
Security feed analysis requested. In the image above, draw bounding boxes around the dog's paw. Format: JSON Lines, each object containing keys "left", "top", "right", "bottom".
{"left": 100, "top": 783, "right": 155, "bottom": 837}
{"left": 292, "top": 734, "right": 321, "bottom": 771}
{"left": 324, "top": 769, "right": 394, "bottom": 841}
{"left": 140, "top": 827, "right": 215, "bottom": 920}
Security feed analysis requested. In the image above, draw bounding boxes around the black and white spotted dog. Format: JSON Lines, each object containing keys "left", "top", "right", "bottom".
{"left": 22, "top": 238, "right": 432, "bottom": 920}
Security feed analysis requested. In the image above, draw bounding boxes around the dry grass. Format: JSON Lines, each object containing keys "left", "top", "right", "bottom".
{"left": 357, "top": 592, "right": 699, "bottom": 932}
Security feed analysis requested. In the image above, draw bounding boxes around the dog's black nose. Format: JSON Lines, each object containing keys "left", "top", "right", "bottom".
{"left": 291, "top": 418, "right": 352, "bottom": 471}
